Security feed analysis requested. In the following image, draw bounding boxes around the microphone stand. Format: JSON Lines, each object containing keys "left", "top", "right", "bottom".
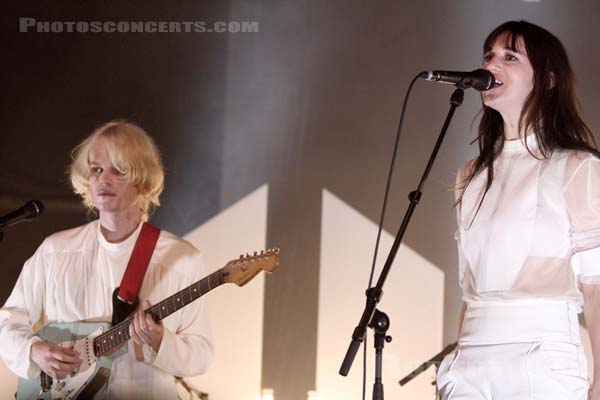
{"left": 398, "top": 342, "right": 457, "bottom": 399}
{"left": 338, "top": 87, "right": 465, "bottom": 400}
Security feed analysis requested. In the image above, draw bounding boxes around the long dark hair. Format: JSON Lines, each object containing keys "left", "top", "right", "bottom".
{"left": 460, "top": 20, "right": 599, "bottom": 207}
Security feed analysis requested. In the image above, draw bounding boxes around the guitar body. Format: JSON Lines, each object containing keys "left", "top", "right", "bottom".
{"left": 17, "top": 322, "right": 127, "bottom": 400}
{"left": 15, "top": 248, "right": 279, "bottom": 399}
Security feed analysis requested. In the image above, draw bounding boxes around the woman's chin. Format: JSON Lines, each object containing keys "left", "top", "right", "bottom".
{"left": 482, "top": 95, "right": 503, "bottom": 112}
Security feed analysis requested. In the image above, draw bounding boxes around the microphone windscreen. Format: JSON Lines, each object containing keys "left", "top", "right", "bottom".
{"left": 24, "top": 200, "right": 44, "bottom": 219}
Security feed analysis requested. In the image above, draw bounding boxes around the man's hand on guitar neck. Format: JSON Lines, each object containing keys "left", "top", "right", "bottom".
{"left": 30, "top": 340, "right": 81, "bottom": 379}
{"left": 129, "top": 300, "right": 164, "bottom": 353}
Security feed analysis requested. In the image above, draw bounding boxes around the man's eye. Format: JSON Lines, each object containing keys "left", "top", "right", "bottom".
{"left": 505, "top": 54, "right": 518, "bottom": 61}
{"left": 111, "top": 167, "right": 126, "bottom": 177}
{"left": 483, "top": 54, "right": 493, "bottom": 62}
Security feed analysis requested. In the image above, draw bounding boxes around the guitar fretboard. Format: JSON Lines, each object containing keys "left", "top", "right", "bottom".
{"left": 93, "top": 268, "right": 225, "bottom": 356}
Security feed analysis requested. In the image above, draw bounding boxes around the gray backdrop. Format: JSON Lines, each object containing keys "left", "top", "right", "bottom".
{"left": 1, "top": 1, "right": 599, "bottom": 399}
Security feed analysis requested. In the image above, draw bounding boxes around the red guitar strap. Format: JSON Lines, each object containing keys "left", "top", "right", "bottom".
{"left": 117, "top": 222, "right": 161, "bottom": 303}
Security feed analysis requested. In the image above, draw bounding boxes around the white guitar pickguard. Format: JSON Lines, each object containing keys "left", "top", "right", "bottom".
{"left": 50, "top": 326, "right": 104, "bottom": 399}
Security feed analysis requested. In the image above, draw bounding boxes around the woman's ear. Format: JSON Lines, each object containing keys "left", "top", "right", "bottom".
{"left": 548, "top": 71, "right": 556, "bottom": 89}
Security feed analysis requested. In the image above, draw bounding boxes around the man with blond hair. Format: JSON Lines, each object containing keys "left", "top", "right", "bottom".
{"left": 0, "top": 121, "right": 213, "bottom": 399}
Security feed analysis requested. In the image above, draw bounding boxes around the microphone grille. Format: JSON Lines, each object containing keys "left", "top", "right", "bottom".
{"left": 24, "top": 200, "right": 44, "bottom": 219}
{"left": 470, "top": 69, "right": 495, "bottom": 91}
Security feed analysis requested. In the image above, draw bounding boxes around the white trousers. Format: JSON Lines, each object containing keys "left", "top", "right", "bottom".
{"left": 437, "top": 302, "right": 589, "bottom": 400}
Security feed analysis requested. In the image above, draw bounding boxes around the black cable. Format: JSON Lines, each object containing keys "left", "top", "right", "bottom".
{"left": 362, "top": 72, "right": 422, "bottom": 400}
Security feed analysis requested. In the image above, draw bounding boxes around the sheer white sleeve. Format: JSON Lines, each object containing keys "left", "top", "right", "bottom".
{"left": 564, "top": 155, "right": 600, "bottom": 283}
{"left": 0, "top": 242, "right": 47, "bottom": 378}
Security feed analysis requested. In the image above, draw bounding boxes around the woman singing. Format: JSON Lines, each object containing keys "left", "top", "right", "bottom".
{"left": 437, "top": 20, "right": 600, "bottom": 399}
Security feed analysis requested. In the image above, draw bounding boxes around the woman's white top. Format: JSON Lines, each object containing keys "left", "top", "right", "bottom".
{"left": 0, "top": 220, "right": 213, "bottom": 399}
{"left": 456, "top": 134, "right": 600, "bottom": 311}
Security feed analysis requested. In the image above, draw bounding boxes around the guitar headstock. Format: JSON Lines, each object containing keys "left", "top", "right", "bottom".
{"left": 222, "top": 247, "right": 280, "bottom": 287}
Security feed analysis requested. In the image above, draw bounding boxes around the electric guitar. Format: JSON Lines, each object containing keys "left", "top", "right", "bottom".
{"left": 17, "top": 248, "right": 280, "bottom": 400}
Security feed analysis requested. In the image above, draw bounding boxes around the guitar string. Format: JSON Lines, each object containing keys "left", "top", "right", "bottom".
{"left": 93, "top": 268, "right": 225, "bottom": 355}
{"left": 94, "top": 253, "right": 274, "bottom": 354}
{"left": 95, "top": 268, "right": 221, "bottom": 353}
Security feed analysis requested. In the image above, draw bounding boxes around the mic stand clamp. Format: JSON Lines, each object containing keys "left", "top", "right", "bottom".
{"left": 371, "top": 309, "right": 392, "bottom": 400}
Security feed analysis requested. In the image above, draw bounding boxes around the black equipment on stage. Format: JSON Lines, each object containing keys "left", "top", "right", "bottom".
{"left": 420, "top": 69, "right": 496, "bottom": 91}
{"left": 0, "top": 200, "right": 44, "bottom": 242}
{"left": 399, "top": 342, "right": 457, "bottom": 399}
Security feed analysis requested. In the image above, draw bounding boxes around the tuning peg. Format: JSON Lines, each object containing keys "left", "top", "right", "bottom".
{"left": 260, "top": 250, "right": 264, "bottom": 255}
{"left": 269, "top": 246, "right": 280, "bottom": 254}
{"left": 253, "top": 251, "right": 257, "bottom": 256}
{"left": 239, "top": 254, "right": 244, "bottom": 259}
{"left": 246, "top": 253, "right": 250, "bottom": 258}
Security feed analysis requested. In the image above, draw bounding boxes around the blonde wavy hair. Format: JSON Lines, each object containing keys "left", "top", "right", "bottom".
{"left": 69, "top": 120, "right": 165, "bottom": 219}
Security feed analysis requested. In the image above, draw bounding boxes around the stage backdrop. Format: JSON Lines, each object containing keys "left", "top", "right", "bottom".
{"left": 1, "top": 1, "right": 599, "bottom": 399}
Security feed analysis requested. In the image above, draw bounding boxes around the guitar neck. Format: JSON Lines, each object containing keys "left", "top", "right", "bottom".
{"left": 94, "top": 268, "right": 225, "bottom": 356}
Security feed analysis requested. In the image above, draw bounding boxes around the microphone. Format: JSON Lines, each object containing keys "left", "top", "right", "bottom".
{"left": 0, "top": 200, "right": 44, "bottom": 229}
{"left": 419, "top": 69, "right": 495, "bottom": 91}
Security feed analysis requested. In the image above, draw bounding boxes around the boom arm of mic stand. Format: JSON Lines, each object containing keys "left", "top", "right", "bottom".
{"left": 339, "top": 88, "right": 465, "bottom": 377}
{"left": 339, "top": 288, "right": 382, "bottom": 376}
{"left": 398, "top": 342, "right": 457, "bottom": 386}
